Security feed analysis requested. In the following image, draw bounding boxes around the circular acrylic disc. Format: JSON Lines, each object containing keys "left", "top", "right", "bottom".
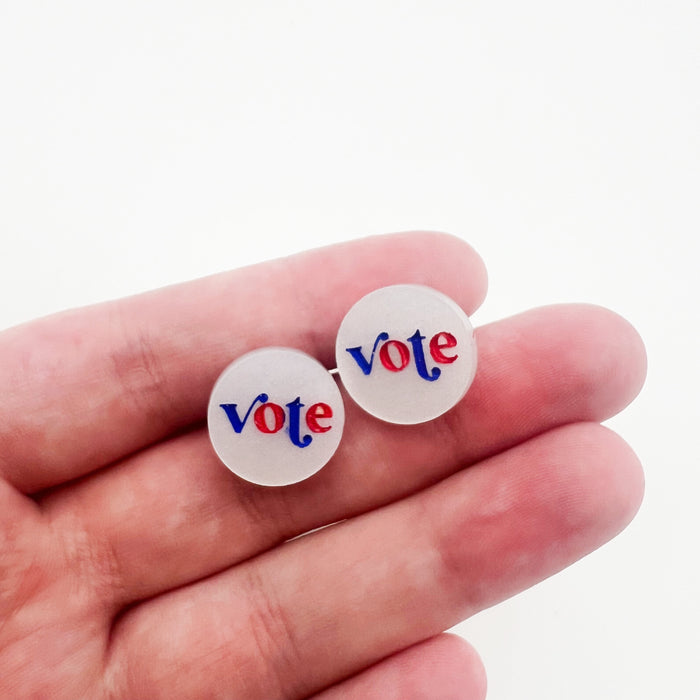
{"left": 335, "top": 285, "right": 477, "bottom": 424}
{"left": 207, "top": 347, "right": 345, "bottom": 486}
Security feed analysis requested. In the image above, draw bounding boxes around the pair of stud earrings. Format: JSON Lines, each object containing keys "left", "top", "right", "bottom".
{"left": 207, "top": 284, "right": 477, "bottom": 486}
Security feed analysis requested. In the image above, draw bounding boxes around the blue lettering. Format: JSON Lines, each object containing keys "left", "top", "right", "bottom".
{"left": 407, "top": 329, "right": 440, "bottom": 381}
{"left": 286, "top": 397, "right": 312, "bottom": 448}
{"left": 220, "top": 393, "right": 268, "bottom": 433}
{"left": 345, "top": 332, "right": 389, "bottom": 375}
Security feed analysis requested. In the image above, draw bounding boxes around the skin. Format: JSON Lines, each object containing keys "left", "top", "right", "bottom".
{"left": 0, "top": 232, "right": 646, "bottom": 699}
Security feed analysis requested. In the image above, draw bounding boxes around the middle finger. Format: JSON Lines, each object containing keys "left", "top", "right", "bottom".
{"left": 41, "top": 304, "right": 645, "bottom": 606}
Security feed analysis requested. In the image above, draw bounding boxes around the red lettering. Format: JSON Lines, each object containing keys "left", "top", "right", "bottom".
{"left": 429, "top": 331, "right": 458, "bottom": 364}
{"left": 379, "top": 340, "right": 410, "bottom": 371}
{"left": 306, "top": 402, "right": 333, "bottom": 432}
{"left": 253, "top": 402, "right": 285, "bottom": 433}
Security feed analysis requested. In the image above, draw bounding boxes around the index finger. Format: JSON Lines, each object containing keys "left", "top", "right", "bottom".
{"left": 0, "top": 232, "right": 487, "bottom": 493}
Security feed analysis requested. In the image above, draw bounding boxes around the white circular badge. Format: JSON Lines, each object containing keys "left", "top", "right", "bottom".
{"left": 335, "top": 285, "right": 477, "bottom": 424}
{"left": 208, "top": 347, "right": 345, "bottom": 486}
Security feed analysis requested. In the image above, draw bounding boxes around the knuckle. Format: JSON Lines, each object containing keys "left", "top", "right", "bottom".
{"left": 243, "top": 566, "right": 304, "bottom": 699}
{"left": 51, "top": 510, "right": 123, "bottom": 611}
{"left": 108, "top": 303, "right": 173, "bottom": 423}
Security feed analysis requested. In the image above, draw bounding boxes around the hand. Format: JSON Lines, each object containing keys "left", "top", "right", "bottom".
{"left": 0, "top": 232, "right": 645, "bottom": 699}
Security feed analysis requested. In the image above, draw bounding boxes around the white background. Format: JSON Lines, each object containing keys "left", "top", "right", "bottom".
{"left": 1, "top": 2, "right": 698, "bottom": 698}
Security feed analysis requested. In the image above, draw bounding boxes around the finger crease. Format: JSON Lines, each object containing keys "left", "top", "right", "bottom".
{"left": 243, "top": 565, "right": 304, "bottom": 700}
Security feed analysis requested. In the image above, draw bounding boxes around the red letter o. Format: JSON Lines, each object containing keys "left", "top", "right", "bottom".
{"left": 254, "top": 402, "right": 285, "bottom": 433}
{"left": 379, "top": 340, "right": 410, "bottom": 371}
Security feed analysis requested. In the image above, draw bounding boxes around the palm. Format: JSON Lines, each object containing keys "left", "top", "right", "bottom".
{"left": 0, "top": 233, "right": 645, "bottom": 700}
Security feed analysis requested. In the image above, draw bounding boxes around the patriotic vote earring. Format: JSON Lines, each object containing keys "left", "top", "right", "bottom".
{"left": 207, "top": 285, "right": 477, "bottom": 486}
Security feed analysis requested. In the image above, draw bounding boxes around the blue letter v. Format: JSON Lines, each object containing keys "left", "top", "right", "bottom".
{"left": 345, "top": 332, "right": 388, "bottom": 375}
{"left": 220, "top": 393, "right": 268, "bottom": 433}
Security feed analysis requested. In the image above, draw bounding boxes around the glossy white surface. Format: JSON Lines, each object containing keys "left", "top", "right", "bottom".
{"left": 208, "top": 348, "right": 344, "bottom": 486}
{"left": 336, "top": 285, "right": 476, "bottom": 424}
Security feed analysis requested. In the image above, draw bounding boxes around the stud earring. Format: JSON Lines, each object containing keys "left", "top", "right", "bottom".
{"left": 207, "top": 347, "right": 345, "bottom": 487}
{"left": 207, "top": 284, "right": 477, "bottom": 485}
{"left": 335, "top": 284, "right": 477, "bottom": 424}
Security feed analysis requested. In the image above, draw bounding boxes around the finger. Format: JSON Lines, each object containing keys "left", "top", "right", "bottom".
{"left": 0, "top": 231, "right": 487, "bottom": 493}
{"left": 42, "top": 304, "right": 646, "bottom": 604}
{"left": 309, "top": 634, "right": 486, "bottom": 700}
{"left": 104, "top": 422, "right": 644, "bottom": 700}
{"left": 0, "top": 478, "right": 47, "bottom": 618}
